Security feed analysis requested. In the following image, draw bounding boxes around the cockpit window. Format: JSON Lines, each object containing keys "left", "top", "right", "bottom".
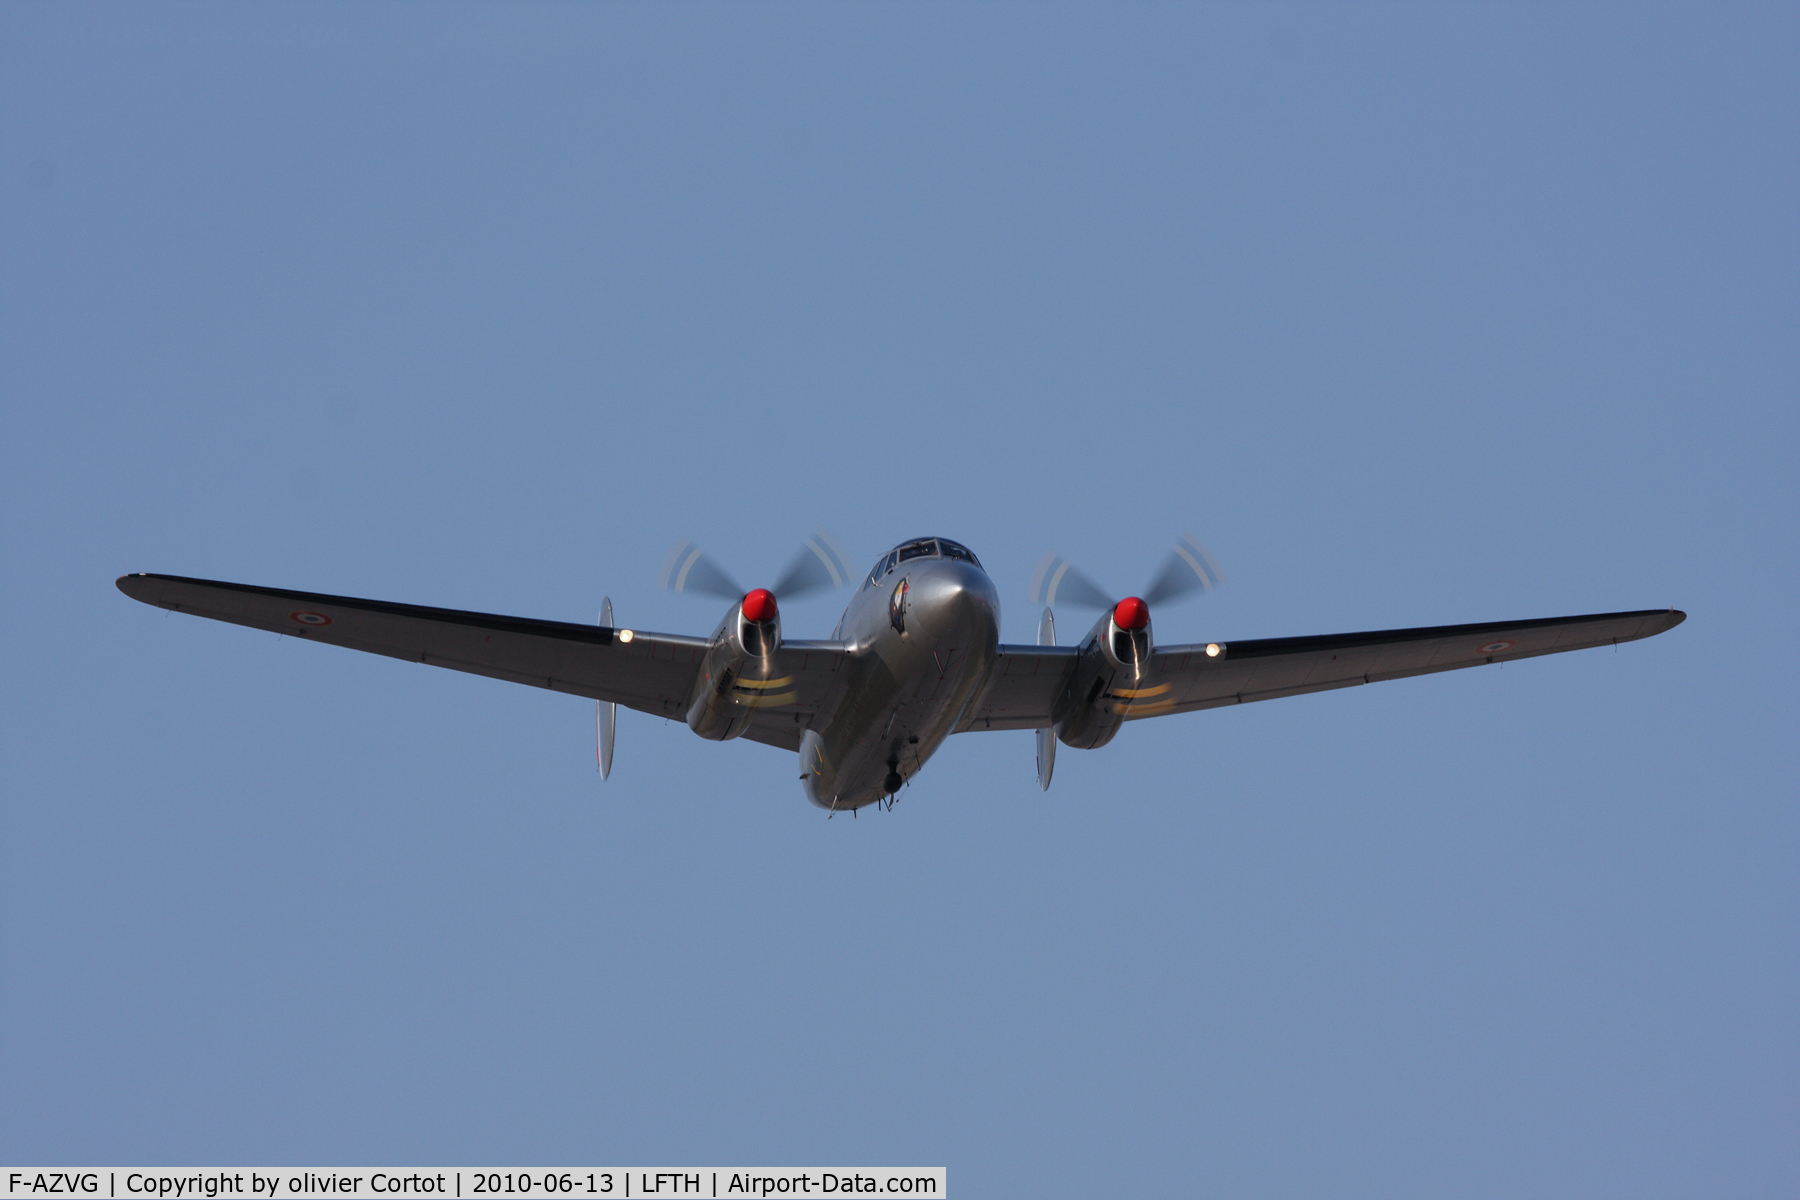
{"left": 938, "top": 540, "right": 981, "bottom": 567}
{"left": 869, "top": 555, "right": 889, "bottom": 586}
{"left": 897, "top": 540, "right": 937, "bottom": 563}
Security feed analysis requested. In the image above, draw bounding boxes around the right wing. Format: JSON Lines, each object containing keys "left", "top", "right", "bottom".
{"left": 959, "top": 643, "right": 1079, "bottom": 731}
{"left": 1147, "top": 608, "right": 1686, "bottom": 718}
{"left": 117, "top": 574, "right": 846, "bottom": 732}
{"left": 959, "top": 608, "right": 1685, "bottom": 731}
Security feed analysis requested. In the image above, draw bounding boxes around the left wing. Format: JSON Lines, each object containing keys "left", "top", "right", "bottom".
{"left": 117, "top": 573, "right": 847, "bottom": 733}
{"left": 960, "top": 608, "right": 1684, "bottom": 730}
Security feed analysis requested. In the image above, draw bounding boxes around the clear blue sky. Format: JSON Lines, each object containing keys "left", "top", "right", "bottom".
{"left": 3, "top": 4, "right": 1794, "bottom": 1194}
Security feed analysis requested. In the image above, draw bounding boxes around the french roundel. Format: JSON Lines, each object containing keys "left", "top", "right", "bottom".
{"left": 290, "top": 611, "right": 332, "bottom": 626}
{"left": 1478, "top": 639, "right": 1516, "bottom": 653}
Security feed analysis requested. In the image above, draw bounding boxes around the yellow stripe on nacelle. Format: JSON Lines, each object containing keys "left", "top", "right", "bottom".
{"left": 1109, "top": 682, "right": 1171, "bottom": 699}
{"left": 732, "top": 690, "right": 799, "bottom": 708}
{"left": 1117, "top": 699, "right": 1177, "bottom": 719}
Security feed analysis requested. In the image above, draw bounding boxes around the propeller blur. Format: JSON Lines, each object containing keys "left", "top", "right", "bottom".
{"left": 660, "top": 530, "right": 855, "bottom": 604}
{"left": 1030, "top": 533, "right": 1225, "bottom": 612}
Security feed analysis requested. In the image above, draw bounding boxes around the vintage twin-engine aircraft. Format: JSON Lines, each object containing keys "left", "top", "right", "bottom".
{"left": 117, "top": 532, "right": 1684, "bottom": 813}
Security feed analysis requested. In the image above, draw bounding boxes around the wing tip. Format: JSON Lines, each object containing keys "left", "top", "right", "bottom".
{"left": 116, "top": 575, "right": 177, "bottom": 611}
{"left": 1631, "top": 607, "right": 1686, "bottom": 640}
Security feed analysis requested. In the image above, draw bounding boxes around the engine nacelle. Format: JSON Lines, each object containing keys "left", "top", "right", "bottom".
{"left": 1054, "top": 597, "right": 1155, "bottom": 750}
{"left": 686, "top": 589, "right": 786, "bottom": 741}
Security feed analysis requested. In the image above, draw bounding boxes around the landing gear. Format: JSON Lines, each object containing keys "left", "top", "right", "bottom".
{"left": 878, "top": 755, "right": 905, "bottom": 811}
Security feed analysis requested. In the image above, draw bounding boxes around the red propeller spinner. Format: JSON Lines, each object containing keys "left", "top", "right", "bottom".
{"left": 1112, "top": 596, "right": 1150, "bottom": 630}
{"left": 742, "top": 588, "right": 778, "bottom": 623}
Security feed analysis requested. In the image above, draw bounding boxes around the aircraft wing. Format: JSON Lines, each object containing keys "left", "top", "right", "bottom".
{"left": 960, "top": 608, "right": 1684, "bottom": 730}
{"left": 959, "top": 643, "right": 1080, "bottom": 731}
{"left": 740, "top": 642, "right": 851, "bottom": 751}
{"left": 117, "top": 573, "right": 847, "bottom": 733}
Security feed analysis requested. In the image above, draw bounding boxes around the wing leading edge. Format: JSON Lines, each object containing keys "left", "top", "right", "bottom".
{"left": 116, "top": 573, "right": 847, "bottom": 732}
{"left": 960, "top": 608, "right": 1685, "bottom": 731}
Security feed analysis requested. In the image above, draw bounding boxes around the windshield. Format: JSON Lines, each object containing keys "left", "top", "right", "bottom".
{"left": 883, "top": 538, "right": 984, "bottom": 569}
{"left": 937, "top": 539, "right": 981, "bottom": 567}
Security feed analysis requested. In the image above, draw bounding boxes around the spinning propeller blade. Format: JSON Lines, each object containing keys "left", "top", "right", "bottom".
{"left": 1142, "top": 533, "right": 1226, "bottom": 607}
{"left": 597, "top": 597, "right": 615, "bottom": 779}
{"left": 660, "top": 530, "right": 854, "bottom": 603}
{"left": 658, "top": 540, "right": 745, "bottom": 602}
{"left": 1028, "top": 554, "right": 1116, "bottom": 610}
{"left": 1029, "top": 533, "right": 1226, "bottom": 613}
{"left": 770, "top": 530, "right": 856, "bottom": 600}
{"left": 1035, "top": 606, "right": 1057, "bottom": 791}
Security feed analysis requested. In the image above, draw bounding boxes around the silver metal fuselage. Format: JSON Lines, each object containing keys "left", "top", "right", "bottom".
{"left": 801, "top": 554, "right": 1001, "bottom": 811}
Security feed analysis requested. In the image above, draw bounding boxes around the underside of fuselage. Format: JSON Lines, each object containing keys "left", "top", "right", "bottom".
{"left": 799, "top": 547, "right": 1000, "bottom": 811}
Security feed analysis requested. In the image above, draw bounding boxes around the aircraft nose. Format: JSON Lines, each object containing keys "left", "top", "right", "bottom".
{"left": 906, "top": 559, "right": 1000, "bottom": 643}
